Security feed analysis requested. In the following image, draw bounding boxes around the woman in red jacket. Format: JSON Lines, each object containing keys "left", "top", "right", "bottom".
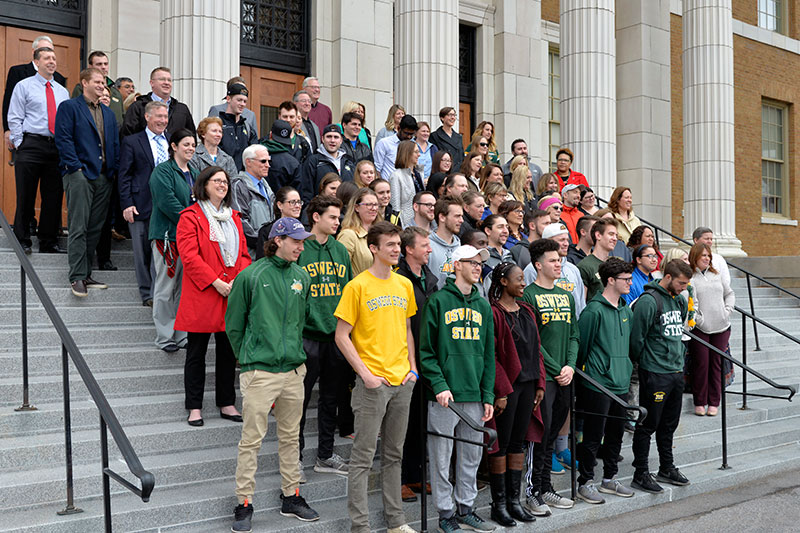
{"left": 487, "top": 263, "right": 546, "bottom": 527}
{"left": 175, "top": 166, "right": 252, "bottom": 427}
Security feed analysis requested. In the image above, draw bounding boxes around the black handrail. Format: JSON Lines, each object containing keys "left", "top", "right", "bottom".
{"left": 0, "top": 209, "right": 154, "bottom": 530}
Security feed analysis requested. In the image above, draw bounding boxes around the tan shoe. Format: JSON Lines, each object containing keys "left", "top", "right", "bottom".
{"left": 401, "top": 484, "right": 418, "bottom": 502}
{"left": 707, "top": 406, "right": 718, "bottom": 416}
{"left": 694, "top": 406, "right": 707, "bottom": 416}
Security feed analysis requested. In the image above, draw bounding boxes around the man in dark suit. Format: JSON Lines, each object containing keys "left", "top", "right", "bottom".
{"left": 118, "top": 101, "right": 168, "bottom": 306}
{"left": 54, "top": 68, "right": 120, "bottom": 298}
{"left": 120, "top": 66, "right": 195, "bottom": 139}
{"left": 3, "top": 35, "right": 66, "bottom": 151}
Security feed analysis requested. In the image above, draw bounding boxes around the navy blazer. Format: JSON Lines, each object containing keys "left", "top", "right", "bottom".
{"left": 54, "top": 95, "right": 120, "bottom": 180}
{"left": 118, "top": 130, "right": 155, "bottom": 221}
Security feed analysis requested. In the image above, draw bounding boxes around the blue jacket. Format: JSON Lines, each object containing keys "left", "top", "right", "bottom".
{"left": 54, "top": 95, "right": 120, "bottom": 180}
{"left": 118, "top": 130, "right": 156, "bottom": 221}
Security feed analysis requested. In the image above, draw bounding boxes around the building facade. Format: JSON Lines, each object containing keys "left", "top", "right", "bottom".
{"left": 1, "top": 0, "right": 797, "bottom": 256}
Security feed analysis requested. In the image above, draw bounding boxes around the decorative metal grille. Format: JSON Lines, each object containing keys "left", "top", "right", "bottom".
{"left": 242, "top": 0, "right": 305, "bottom": 53}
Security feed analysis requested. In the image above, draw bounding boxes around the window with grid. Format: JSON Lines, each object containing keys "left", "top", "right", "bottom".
{"left": 548, "top": 49, "right": 560, "bottom": 172}
{"left": 758, "top": 0, "right": 785, "bottom": 34}
{"left": 762, "top": 101, "right": 788, "bottom": 216}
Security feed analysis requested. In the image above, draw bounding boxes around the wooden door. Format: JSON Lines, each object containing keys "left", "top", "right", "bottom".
{"left": 240, "top": 66, "right": 305, "bottom": 139}
{"left": 0, "top": 27, "right": 82, "bottom": 224}
{"left": 458, "top": 102, "right": 472, "bottom": 148}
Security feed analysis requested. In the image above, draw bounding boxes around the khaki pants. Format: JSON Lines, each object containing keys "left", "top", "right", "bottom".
{"left": 235, "top": 366, "right": 306, "bottom": 503}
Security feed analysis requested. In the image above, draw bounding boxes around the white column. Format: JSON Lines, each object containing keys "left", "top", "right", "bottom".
{"left": 394, "top": 0, "right": 459, "bottom": 126}
{"left": 683, "top": 0, "right": 744, "bottom": 256}
{"left": 560, "top": 0, "right": 617, "bottom": 200}
{"left": 616, "top": 0, "right": 672, "bottom": 234}
{"left": 160, "top": 1, "right": 240, "bottom": 122}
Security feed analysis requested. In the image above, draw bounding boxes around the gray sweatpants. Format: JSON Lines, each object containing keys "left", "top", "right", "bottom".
{"left": 427, "top": 401, "right": 485, "bottom": 519}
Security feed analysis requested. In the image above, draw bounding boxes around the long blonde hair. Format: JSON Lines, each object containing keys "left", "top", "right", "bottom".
{"left": 509, "top": 164, "right": 534, "bottom": 204}
{"left": 383, "top": 104, "right": 406, "bottom": 131}
{"left": 472, "top": 121, "right": 497, "bottom": 153}
{"left": 341, "top": 100, "right": 365, "bottom": 122}
{"left": 341, "top": 188, "right": 383, "bottom": 231}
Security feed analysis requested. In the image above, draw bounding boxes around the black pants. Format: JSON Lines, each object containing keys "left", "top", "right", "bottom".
{"left": 299, "top": 338, "right": 353, "bottom": 460}
{"left": 13, "top": 135, "right": 62, "bottom": 248}
{"left": 632, "top": 369, "right": 684, "bottom": 476}
{"left": 577, "top": 387, "right": 627, "bottom": 484}
{"left": 401, "top": 378, "right": 428, "bottom": 484}
{"left": 184, "top": 331, "right": 237, "bottom": 410}
{"left": 495, "top": 380, "right": 537, "bottom": 456}
{"left": 527, "top": 381, "right": 570, "bottom": 494}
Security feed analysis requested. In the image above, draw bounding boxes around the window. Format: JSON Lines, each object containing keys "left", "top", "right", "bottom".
{"left": 761, "top": 101, "right": 788, "bottom": 216}
{"left": 548, "top": 49, "right": 560, "bottom": 172}
{"left": 758, "top": 0, "right": 785, "bottom": 34}
{"left": 240, "top": 0, "right": 310, "bottom": 74}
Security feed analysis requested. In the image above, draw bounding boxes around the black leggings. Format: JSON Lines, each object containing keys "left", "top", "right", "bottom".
{"left": 494, "top": 380, "right": 536, "bottom": 456}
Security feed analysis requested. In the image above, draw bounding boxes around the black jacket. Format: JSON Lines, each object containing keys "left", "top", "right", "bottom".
{"left": 3, "top": 62, "right": 66, "bottom": 130}
{"left": 395, "top": 257, "right": 438, "bottom": 364}
{"left": 459, "top": 212, "right": 479, "bottom": 238}
{"left": 567, "top": 244, "right": 587, "bottom": 266}
{"left": 218, "top": 111, "right": 257, "bottom": 171}
{"left": 430, "top": 126, "right": 464, "bottom": 170}
{"left": 299, "top": 151, "right": 356, "bottom": 204}
{"left": 262, "top": 139, "right": 301, "bottom": 193}
{"left": 121, "top": 92, "right": 196, "bottom": 139}
{"left": 341, "top": 137, "right": 373, "bottom": 163}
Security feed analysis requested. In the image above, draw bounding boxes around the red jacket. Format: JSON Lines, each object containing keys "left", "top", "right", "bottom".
{"left": 486, "top": 301, "right": 547, "bottom": 451}
{"left": 560, "top": 205, "right": 583, "bottom": 243}
{"left": 557, "top": 169, "right": 588, "bottom": 191}
{"left": 174, "top": 203, "right": 252, "bottom": 333}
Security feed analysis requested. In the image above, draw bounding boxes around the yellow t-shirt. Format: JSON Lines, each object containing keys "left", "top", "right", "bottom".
{"left": 334, "top": 270, "right": 418, "bottom": 385}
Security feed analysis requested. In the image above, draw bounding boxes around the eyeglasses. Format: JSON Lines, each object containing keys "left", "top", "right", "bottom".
{"left": 479, "top": 142, "right": 489, "bottom": 147}
{"left": 642, "top": 253, "right": 658, "bottom": 259}
{"left": 461, "top": 260, "right": 483, "bottom": 268}
{"left": 557, "top": 158, "right": 571, "bottom": 163}
{"left": 446, "top": 112, "right": 457, "bottom": 117}
{"left": 285, "top": 199, "right": 303, "bottom": 206}
{"left": 512, "top": 209, "right": 524, "bottom": 214}
{"left": 615, "top": 276, "right": 634, "bottom": 283}
{"left": 209, "top": 178, "right": 229, "bottom": 186}
{"left": 358, "top": 203, "right": 379, "bottom": 209}
{"left": 415, "top": 202, "right": 435, "bottom": 208}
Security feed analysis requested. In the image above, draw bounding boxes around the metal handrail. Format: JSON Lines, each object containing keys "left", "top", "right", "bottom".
{"left": 0, "top": 209, "right": 154, "bottom": 530}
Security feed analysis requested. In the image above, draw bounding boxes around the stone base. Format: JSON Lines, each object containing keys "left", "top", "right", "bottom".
{"left": 713, "top": 234, "right": 748, "bottom": 258}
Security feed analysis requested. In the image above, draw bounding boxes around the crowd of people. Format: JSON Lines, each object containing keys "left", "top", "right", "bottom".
{"left": 6, "top": 37, "right": 736, "bottom": 533}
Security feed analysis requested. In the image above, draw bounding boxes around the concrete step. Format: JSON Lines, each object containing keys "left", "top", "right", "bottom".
{"left": 0, "top": 285, "right": 144, "bottom": 306}
{"left": 0, "top": 323, "right": 156, "bottom": 351}
{"left": 0, "top": 250, "right": 137, "bottom": 270}
{"left": 0, "top": 268, "right": 137, "bottom": 286}
{"left": 0, "top": 305, "right": 152, "bottom": 328}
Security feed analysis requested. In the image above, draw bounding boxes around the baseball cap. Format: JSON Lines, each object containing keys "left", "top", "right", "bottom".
{"left": 271, "top": 119, "right": 293, "bottom": 146}
{"left": 561, "top": 183, "right": 580, "bottom": 194}
{"left": 542, "top": 223, "right": 569, "bottom": 240}
{"left": 227, "top": 83, "right": 248, "bottom": 97}
{"left": 452, "top": 245, "right": 490, "bottom": 263}
{"left": 268, "top": 217, "right": 314, "bottom": 240}
{"left": 322, "top": 124, "right": 342, "bottom": 136}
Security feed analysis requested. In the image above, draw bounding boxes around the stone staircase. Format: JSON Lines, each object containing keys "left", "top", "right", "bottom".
{"left": 1, "top": 228, "right": 799, "bottom": 532}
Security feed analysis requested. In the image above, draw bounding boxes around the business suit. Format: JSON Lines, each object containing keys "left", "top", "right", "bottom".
{"left": 54, "top": 95, "right": 120, "bottom": 284}
{"left": 119, "top": 130, "right": 158, "bottom": 302}
{"left": 121, "top": 92, "right": 196, "bottom": 139}
{"left": 3, "top": 62, "right": 66, "bottom": 131}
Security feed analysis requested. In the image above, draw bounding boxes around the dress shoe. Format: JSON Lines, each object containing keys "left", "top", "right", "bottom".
{"left": 220, "top": 411, "right": 243, "bottom": 423}
{"left": 70, "top": 280, "right": 88, "bottom": 297}
{"left": 22, "top": 244, "right": 32, "bottom": 255}
{"left": 187, "top": 416, "right": 204, "bottom": 427}
{"left": 110, "top": 229, "right": 126, "bottom": 242}
{"left": 401, "top": 484, "right": 418, "bottom": 502}
{"left": 40, "top": 245, "right": 66, "bottom": 254}
{"left": 161, "top": 343, "right": 179, "bottom": 353}
{"left": 98, "top": 260, "right": 118, "bottom": 271}
{"left": 142, "top": 298, "right": 153, "bottom": 307}
{"left": 406, "top": 482, "right": 432, "bottom": 495}
{"left": 84, "top": 277, "right": 108, "bottom": 289}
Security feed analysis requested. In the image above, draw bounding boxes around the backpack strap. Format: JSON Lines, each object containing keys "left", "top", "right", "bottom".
{"left": 635, "top": 286, "right": 663, "bottom": 327}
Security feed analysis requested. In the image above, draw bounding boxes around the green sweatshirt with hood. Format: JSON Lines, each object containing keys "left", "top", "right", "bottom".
{"left": 225, "top": 255, "right": 311, "bottom": 373}
{"left": 578, "top": 293, "right": 633, "bottom": 394}
{"left": 419, "top": 278, "right": 495, "bottom": 405}
{"left": 297, "top": 235, "right": 352, "bottom": 341}
{"left": 521, "top": 283, "right": 579, "bottom": 381}
{"left": 629, "top": 280, "right": 688, "bottom": 374}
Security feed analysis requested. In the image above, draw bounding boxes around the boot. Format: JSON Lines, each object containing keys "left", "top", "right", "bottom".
{"left": 489, "top": 472, "right": 517, "bottom": 527}
{"left": 506, "top": 469, "right": 536, "bottom": 522}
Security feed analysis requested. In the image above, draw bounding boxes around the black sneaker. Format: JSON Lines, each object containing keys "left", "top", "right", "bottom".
{"left": 657, "top": 466, "right": 690, "bottom": 486}
{"left": 631, "top": 472, "right": 664, "bottom": 494}
{"left": 231, "top": 500, "right": 253, "bottom": 532}
{"left": 280, "top": 492, "right": 319, "bottom": 522}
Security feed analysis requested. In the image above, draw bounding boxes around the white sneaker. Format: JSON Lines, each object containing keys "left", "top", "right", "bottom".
{"left": 542, "top": 489, "right": 574, "bottom": 509}
{"left": 313, "top": 453, "right": 349, "bottom": 474}
{"left": 387, "top": 524, "right": 417, "bottom": 533}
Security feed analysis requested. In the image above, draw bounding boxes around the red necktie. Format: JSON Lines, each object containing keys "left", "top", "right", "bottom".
{"left": 45, "top": 81, "right": 56, "bottom": 135}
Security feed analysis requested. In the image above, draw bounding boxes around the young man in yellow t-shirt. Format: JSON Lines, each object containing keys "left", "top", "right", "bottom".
{"left": 335, "top": 221, "right": 419, "bottom": 533}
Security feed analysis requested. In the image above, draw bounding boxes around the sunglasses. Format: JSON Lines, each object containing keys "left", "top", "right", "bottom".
{"left": 479, "top": 142, "right": 489, "bottom": 147}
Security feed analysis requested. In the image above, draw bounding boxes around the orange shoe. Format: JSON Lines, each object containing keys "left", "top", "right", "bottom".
{"left": 401, "top": 484, "right": 418, "bottom": 502}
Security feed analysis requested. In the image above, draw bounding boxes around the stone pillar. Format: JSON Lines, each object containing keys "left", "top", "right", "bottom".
{"left": 160, "top": 1, "right": 240, "bottom": 122}
{"left": 560, "top": 0, "right": 617, "bottom": 200}
{"left": 616, "top": 0, "right": 672, "bottom": 234}
{"left": 682, "top": 0, "right": 744, "bottom": 256}
{"left": 394, "top": 0, "right": 459, "bottom": 126}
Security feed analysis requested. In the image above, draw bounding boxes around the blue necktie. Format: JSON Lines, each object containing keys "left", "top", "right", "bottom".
{"left": 155, "top": 136, "right": 168, "bottom": 165}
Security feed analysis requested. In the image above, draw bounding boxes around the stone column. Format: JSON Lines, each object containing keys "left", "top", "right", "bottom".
{"left": 394, "top": 0, "right": 459, "bottom": 126}
{"left": 616, "top": 0, "right": 672, "bottom": 235}
{"left": 560, "top": 0, "right": 617, "bottom": 200}
{"left": 682, "top": 0, "right": 744, "bottom": 256}
{"left": 160, "top": 1, "right": 240, "bottom": 121}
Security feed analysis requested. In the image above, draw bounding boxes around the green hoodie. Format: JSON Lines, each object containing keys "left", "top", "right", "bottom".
{"left": 629, "top": 280, "right": 688, "bottom": 374}
{"left": 262, "top": 138, "right": 291, "bottom": 154}
{"left": 420, "top": 278, "right": 495, "bottom": 405}
{"left": 521, "top": 283, "right": 579, "bottom": 380}
{"left": 297, "top": 235, "right": 352, "bottom": 341}
{"left": 225, "top": 255, "right": 311, "bottom": 373}
{"left": 578, "top": 293, "right": 633, "bottom": 394}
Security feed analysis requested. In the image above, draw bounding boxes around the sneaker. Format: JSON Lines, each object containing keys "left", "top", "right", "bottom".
{"left": 438, "top": 516, "right": 461, "bottom": 532}
{"left": 542, "top": 489, "right": 574, "bottom": 509}
{"left": 387, "top": 525, "right": 417, "bottom": 533}
{"left": 598, "top": 477, "right": 634, "bottom": 498}
{"left": 524, "top": 491, "right": 551, "bottom": 517}
{"left": 623, "top": 420, "right": 636, "bottom": 433}
{"left": 280, "top": 491, "right": 319, "bottom": 521}
{"left": 314, "top": 453, "right": 349, "bottom": 475}
{"left": 456, "top": 510, "right": 495, "bottom": 532}
{"left": 577, "top": 483, "right": 605, "bottom": 505}
{"left": 556, "top": 449, "right": 577, "bottom": 470}
{"left": 70, "top": 280, "right": 87, "bottom": 297}
{"left": 298, "top": 460, "right": 307, "bottom": 484}
{"left": 231, "top": 500, "right": 253, "bottom": 532}
{"left": 657, "top": 466, "right": 690, "bottom": 486}
{"left": 550, "top": 453, "right": 565, "bottom": 475}
{"left": 631, "top": 472, "right": 664, "bottom": 494}
{"left": 84, "top": 276, "right": 108, "bottom": 289}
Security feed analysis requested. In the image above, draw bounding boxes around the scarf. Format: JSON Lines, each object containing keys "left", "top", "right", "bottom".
{"left": 198, "top": 200, "right": 239, "bottom": 267}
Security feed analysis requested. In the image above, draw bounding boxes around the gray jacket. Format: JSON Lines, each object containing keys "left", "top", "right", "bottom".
{"left": 208, "top": 103, "right": 258, "bottom": 138}
{"left": 188, "top": 143, "right": 238, "bottom": 180}
{"left": 230, "top": 171, "right": 276, "bottom": 256}
{"left": 429, "top": 231, "right": 461, "bottom": 289}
